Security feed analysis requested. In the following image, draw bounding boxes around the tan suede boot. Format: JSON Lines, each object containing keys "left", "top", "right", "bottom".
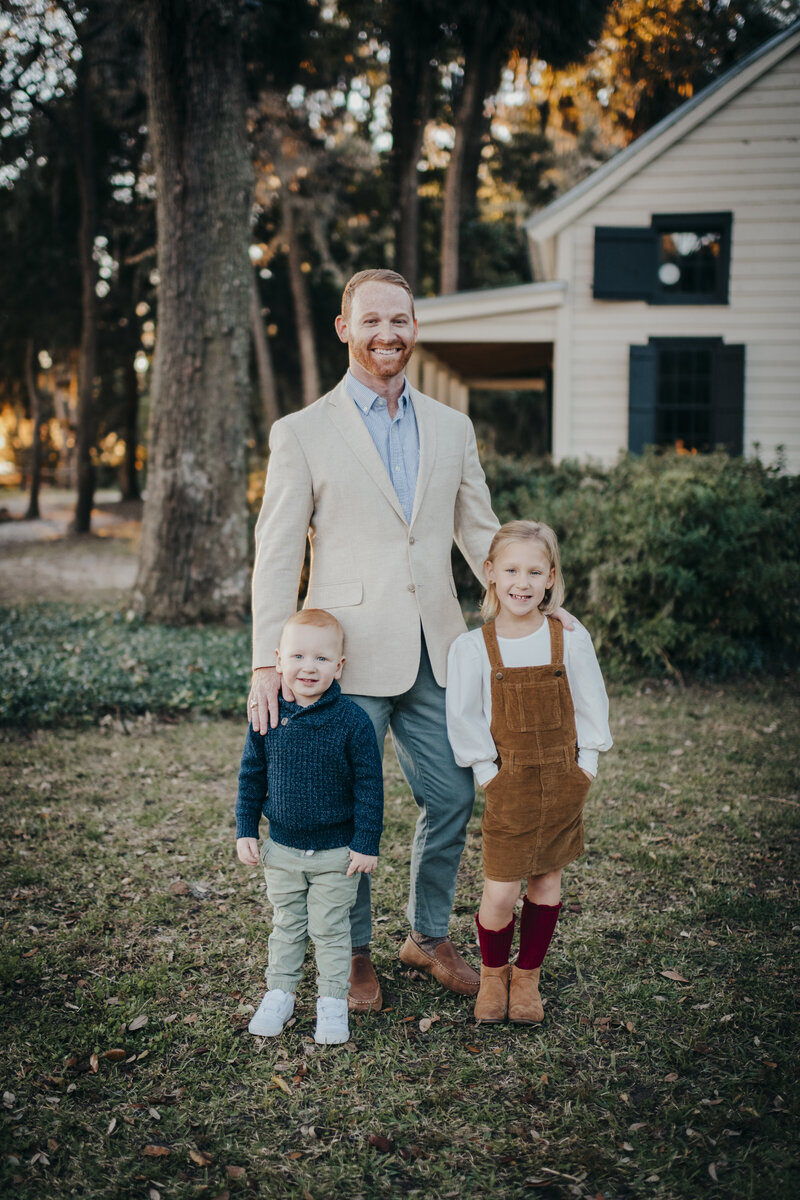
{"left": 508, "top": 965, "right": 544, "bottom": 1023}
{"left": 474, "top": 963, "right": 510, "bottom": 1023}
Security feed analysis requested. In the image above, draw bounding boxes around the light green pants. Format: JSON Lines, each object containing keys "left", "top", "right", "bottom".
{"left": 262, "top": 837, "right": 359, "bottom": 1000}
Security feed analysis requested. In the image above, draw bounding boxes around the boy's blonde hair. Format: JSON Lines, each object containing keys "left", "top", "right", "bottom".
{"left": 281, "top": 608, "right": 344, "bottom": 654}
{"left": 481, "top": 520, "right": 565, "bottom": 621}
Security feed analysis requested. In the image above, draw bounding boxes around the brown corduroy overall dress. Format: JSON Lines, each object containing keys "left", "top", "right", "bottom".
{"left": 481, "top": 616, "right": 592, "bottom": 882}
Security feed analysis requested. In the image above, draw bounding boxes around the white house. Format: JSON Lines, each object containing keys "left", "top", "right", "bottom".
{"left": 408, "top": 20, "right": 800, "bottom": 469}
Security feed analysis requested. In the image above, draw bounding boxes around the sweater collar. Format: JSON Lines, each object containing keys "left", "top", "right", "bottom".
{"left": 279, "top": 679, "right": 342, "bottom": 717}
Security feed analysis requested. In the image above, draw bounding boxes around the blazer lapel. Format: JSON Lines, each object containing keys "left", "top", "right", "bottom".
{"left": 326, "top": 378, "right": 407, "bottom": 524}
{"left": 409, "top": 386, "right": 438, "bottom": 529}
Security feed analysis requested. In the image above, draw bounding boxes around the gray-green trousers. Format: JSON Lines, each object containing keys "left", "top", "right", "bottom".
{"left": 262, "top": 838, "right": 359, "bottom": 1000}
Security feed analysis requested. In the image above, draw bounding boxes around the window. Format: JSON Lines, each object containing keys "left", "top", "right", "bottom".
{"left": 629, "top": 338, "right": 744, "bottom": 454}
{"left": 594, "top": 213, "right": 732, "bottom": 305}
{"left": 652, "top": 213, "right": 731, "bottom": 305}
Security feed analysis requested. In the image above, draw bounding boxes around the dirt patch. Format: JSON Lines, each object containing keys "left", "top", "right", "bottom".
{"left": 0, "top": 491, "right": 141, "bottom": 605}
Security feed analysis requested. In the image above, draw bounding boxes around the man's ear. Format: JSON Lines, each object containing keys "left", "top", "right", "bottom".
{"left": 334, "top": 314, "right": 348, "bottom": 344}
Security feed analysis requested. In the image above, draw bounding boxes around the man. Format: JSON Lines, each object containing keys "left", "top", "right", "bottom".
{"left": 248, "top": 267, "right": 500, "bottom": 1011}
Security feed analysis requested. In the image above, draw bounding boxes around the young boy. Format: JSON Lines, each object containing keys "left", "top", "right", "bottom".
{"left": 236, "top": 609, "right": 383, "bottom": 1045}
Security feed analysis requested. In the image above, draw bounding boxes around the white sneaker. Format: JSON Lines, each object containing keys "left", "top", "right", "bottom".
{"left": 248, "top": 989, "right": 295, "bottom": 1036}
{"left": 314, "top": 996, "right": 350, "bottom": 1045}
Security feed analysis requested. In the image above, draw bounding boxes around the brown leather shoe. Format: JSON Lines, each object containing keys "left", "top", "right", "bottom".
{"left": 474, "top": 963, "right": 510, "bottom": 1023}
{"left": 508, "top": 964, "right": 544, "bottom": 1023}
{"left": 399, "top": 934, "right": 480, "bottom": 996}
{"left": 348, "top": 952, "right": 383, "bottom": 1012}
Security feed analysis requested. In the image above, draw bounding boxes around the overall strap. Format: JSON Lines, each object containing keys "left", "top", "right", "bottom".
{"left": 481, "top": 621, "right": 504, "bottom": 671}
{"left": 547, "top": 615, "right": 565, "bottom": 664}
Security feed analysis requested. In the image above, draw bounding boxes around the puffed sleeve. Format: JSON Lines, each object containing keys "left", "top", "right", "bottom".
{"left": 445, "top": 633, "right": 498, "bottom": 787}
{"left": 564, "top": 624, "right": 613, "bottom": 777}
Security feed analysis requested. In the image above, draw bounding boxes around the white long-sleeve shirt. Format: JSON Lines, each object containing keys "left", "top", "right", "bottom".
{"left": 446, "top": 621, "right": 612, "bottom": 787}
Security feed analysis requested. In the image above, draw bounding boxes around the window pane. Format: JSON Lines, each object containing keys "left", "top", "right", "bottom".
{"left": 655, "top": 346, "right": 712, "bottom": 451}
{"left": 657, "top": 230, "right": 722, "bottom": 298}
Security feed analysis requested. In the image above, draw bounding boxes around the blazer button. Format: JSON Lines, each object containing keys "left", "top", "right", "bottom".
{"left": 554, "top": 669, "right": 562, "bottom": 677}
{"left": 409, "top": 536, "right": 415, "bottom": 545}
{"left": 407, "top": 584, "right": 416, "bottom": 593}
{"left": 495, "top": 671, "right": 504, "bottom": 680}
{"left": 281, "top": 717, "right": 288, "bottom": 726}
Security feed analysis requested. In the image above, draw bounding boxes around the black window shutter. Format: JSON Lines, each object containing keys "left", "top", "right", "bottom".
{"left": 594, "top": 227, "right": 656, "bottom": 300}
{"left": 628, "top": 344, "right": 658, "bottom": 452}
{"left": 711, "top": 343, "right": 745, "bottom": 454}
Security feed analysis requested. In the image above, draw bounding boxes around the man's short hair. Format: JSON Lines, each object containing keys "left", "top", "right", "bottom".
{"left": 281, "top": 608, "right": 344, "bottom": 653}
{"left": 341, "top": 269, "right": 415, "bottom": 321}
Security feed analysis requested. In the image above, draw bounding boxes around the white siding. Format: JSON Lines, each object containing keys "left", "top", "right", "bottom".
{"left": 555, "top": 45, "right": 800, "bottom": 468}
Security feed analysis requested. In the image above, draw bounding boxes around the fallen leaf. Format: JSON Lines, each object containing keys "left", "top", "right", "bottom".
{"left": 107, "top": 1118, "right": 117, "bottom": 1135}
{"left": 128, "top": 1015, "right": 148, "bottom": 1032}
{"left": 466, "top": 1045, "right": 480, "bottom": 1054}
{"left": 270, "top": 1074, "right": 292, "bottom": 1096}
{"left": 708, "top": 1163, "right": 719, "bottom": 1182}
{"left": 628, "top": 1123, "right": 646, "bottom": 1132}
{"left": 663, "top": 1072, "right": 679, "bottom": 1082}
{"left": 418, "top": 1015, "right": 440, "bottom": 1033}
{"left": 368, "top": 1133, "right": 394, "bottom": 1153}
{"left": 169, "top": 880, "right": 190, "bottom": 896}
{"left": 659, "top": 970, "right": 689, "bottom": 983}
{"left": 211, "top": 1192, "right": 231, "bottom": 1200}
{"left": 189, "top": 1148, "right": 213, "bottom": 1167}
{"left": 148, "top": 1108, "right": 161, "bottom": 1121}
{"left": 288, "top": 1151, "right": 303, "bottom": 1160}
{"left": 149, "top": 1190, "right": 160, "bottom": 1200}
{"left": 101, "top": 1049, "right": 126, "bottom": 1061}
{"left": 226, "top": 1165, "right": 246, "bottom": 1180}
{"left": 183, "top": 1014, "right": 199, "bottom": 1025}
{"left": 89, "top": 1053, "right": 99, "bottom": 1074}
{"left": 163, "top": 1013, "right": 178, "bottom": 1025}
{"left": 142, "top": 1144, "right": 170, "bottom": 1157}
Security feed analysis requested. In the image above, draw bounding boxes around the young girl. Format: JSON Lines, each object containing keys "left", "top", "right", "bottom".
{"left": 446, "top": 520, "right": 612, "bottom": 1024}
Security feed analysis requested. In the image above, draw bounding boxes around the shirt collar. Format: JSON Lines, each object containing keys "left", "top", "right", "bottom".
{"left": 346, "top": 368, "right": 410, "bottom": 415}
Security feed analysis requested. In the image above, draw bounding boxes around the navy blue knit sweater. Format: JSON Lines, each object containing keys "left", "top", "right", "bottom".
{"left": 235, "top": 681, "right": 384, "bottom": 855}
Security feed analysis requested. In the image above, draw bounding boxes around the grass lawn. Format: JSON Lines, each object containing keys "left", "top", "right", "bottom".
{"left": 1, "top": 679, "right": 798, "bottom": 1199}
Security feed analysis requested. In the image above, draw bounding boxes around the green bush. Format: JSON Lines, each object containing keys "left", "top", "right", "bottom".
{"left": 0, "top": 605, "right": 251, "bottom": 726}
{"left": 456, "top": 449, "right": 800, "bottom": 677}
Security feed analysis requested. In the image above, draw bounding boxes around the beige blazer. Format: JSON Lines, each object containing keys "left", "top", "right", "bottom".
{"left": 252, "top": 377, "right": 499, "bottom": 695}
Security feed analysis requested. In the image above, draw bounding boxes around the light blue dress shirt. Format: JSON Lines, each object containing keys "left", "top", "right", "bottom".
{"left": 346, "top": 369, "right": 420, "bottom": 523}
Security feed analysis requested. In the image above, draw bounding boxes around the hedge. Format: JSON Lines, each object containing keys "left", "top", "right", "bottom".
{"left": 454, "top": 449, "right": 800, "bottom": 677}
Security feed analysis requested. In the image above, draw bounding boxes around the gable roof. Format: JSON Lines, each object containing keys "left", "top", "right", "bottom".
{"left": 525, "top": 19, "right": 800, "bottom": 257}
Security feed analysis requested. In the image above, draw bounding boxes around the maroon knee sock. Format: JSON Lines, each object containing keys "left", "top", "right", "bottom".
{"left": 475, "top": 914, "right": 516, "bottom": 967}
{"left": 517, "top": 897, "right": 561, "bottom": 969}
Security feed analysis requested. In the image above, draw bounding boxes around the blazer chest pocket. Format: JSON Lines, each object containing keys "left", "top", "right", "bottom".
{"left": 502, "top": 681, "right": 561, "bottom": 732}
{"left": 305, "top": 581, "right": 363, "bottom": 609}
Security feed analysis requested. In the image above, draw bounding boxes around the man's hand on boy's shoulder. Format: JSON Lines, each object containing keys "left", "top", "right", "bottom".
{"left": 237, "top": 837, "right": 260, "bottom": 866}
{"left": 347, "top": 850, "right": 377, "bottom": 876}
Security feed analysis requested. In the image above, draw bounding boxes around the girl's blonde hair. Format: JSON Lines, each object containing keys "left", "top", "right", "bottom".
{"left": 481, "top": 520, "right": 565, "bottom": 622}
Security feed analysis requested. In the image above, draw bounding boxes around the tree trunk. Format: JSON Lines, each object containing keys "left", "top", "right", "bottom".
{"left": 389, "top": 10, "right": 438, "bottom": 293}
{"left": 134, "top": 0, "right": 253, "bottom": 623}
{"left": 283, "top": 198, "right": 320, "bottom": 408}
{"left": 119, "top": 356, "right": 141, "bottom": 501}
{"left": 251, "top": 269, "right": 280, "bottom": 435}
{"left": 71, "top": 64, "right": 98, "bottom": 534}
{"left": 440, "top": 22, "right": 495, "bottom": 295}
{"left": 24, "top": 339, "right": 44, "bottom": 521}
